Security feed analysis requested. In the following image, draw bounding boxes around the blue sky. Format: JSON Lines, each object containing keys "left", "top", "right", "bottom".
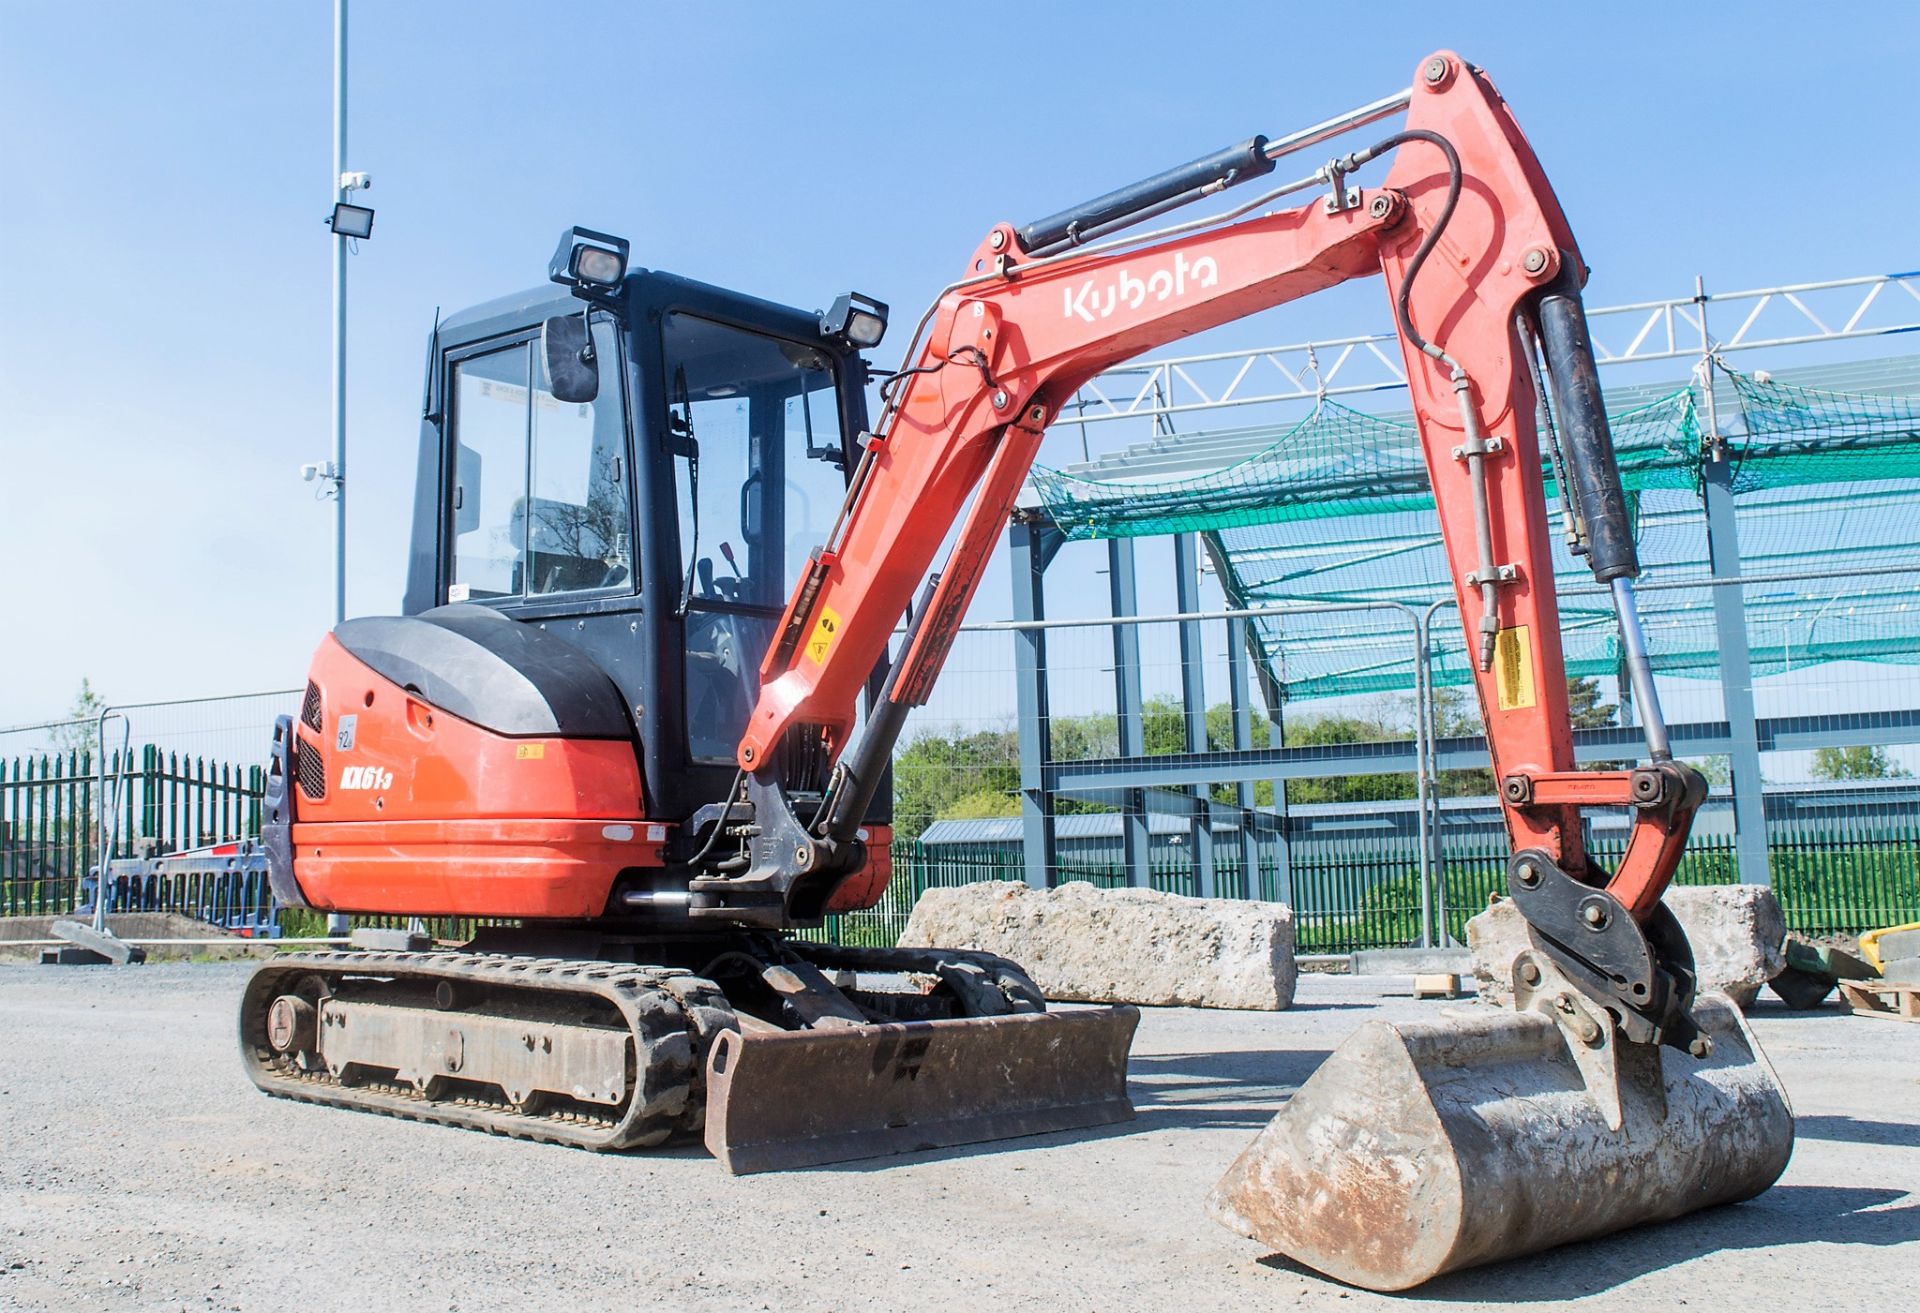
{"left": 2, "top": 1, "right": 1917, "bottom": 726}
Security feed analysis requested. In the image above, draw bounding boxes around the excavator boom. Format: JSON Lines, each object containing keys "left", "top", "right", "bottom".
{"left": 700, "top": 49, "right": 1790, "bottom": 1288}
{"left": 729, "top": 52, "right": 1698, "bottom": 1016}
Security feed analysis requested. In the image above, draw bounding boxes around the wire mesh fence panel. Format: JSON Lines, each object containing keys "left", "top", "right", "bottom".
{"left": 0, "top": 692, "right": 300, "bottom": 930}
{"left": 831, "top": 556, "right": 1920, "bottom": 954}
{"left": 0, "top": 750, "right": 95, "bottom": 917}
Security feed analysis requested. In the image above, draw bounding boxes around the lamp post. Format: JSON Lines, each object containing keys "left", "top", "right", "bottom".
{"left": 329, "top": 0, "right": 350, "bottom": 626}
{"left": 321, "top": 0, "right": 372, "bottom": 938}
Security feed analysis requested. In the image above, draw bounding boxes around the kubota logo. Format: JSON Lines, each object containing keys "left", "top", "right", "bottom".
{"left": 339, "top": 765, "right": 394, "bottom": 791}
{"left": 1063, "top": 252, "right": 1220, "bottom": 323}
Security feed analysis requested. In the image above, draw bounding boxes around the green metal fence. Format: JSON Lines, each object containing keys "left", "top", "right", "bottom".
{"left": 824, "top": 822, "right": 1911, "bottom": 956}
{"left": 0, "top": 751, "right": 96, "bottom": 917}
{"left": 7, "top": 746, "right": 1918, "bottom": 951}
{"left": 1, "top": 747, "right": 265, "bottom": 919}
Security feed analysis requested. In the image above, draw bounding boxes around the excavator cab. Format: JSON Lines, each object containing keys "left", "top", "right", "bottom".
{"left": 397, "top": 231, "right": 878, "bottom": 836}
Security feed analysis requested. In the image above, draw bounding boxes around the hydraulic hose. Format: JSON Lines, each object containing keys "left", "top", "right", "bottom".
{"left": 1342, "top": 128, "right": 1502, "bottom": 669}
{"left": 1334, "top": 128, "right": 1464, "bottom": 366}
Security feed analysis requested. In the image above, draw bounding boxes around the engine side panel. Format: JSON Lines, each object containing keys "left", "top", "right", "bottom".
{"left": 285, "top": 633, "right": 652, "bottom": 915}
{"left": 277, "top": 625, "right": 897, "bottom": 921}
{"left": 289, "top": 818, "right": 665, "bottom": 916}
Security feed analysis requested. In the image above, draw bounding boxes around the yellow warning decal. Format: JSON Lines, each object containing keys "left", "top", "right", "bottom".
{"left": 1495, "top": 626, "right": 1537, "bottom": 711}
{"left": 515, "top": 743, "right": 546, "bottom": 760}
{"left": 805, "top": 605, "right": 843, "bottom": 666}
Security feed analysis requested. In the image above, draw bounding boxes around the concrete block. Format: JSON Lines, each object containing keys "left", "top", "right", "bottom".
{"left": 1351, "top": 947, "right": 1472, "bottom": 976}
{"left": 1412, "top": 973, "right": 1463, "bottom": 999}
{"left": 51, "top": 919, "right": 145, "bottom": 966}
{"left": 1874, "top": 927, "right": 1920, "bottom": 964}
{"left": 1468, "top": 885, "right": 1787, "bottom": 1011}
{"left": 40, "top": 946, "right": 111, "bottom": 966}
{"left": 1881, "top": 959, "right": 1920, "bottom": 988}
{"left": 348, "top": 927, "right": 432, "bottom": 953}
{"left": 900, "top": 880, "right": 1295, "bottom": 1010}
{"left": 1768, "top": 966, "right": 1836, "bottom": 1010}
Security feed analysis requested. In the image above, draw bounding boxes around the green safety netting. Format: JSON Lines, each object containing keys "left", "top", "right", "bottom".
{"left": 1726, "top": 369, "right": 1920, "bottom": 491}
{"left": 1028, "top": 390, "right": 1700, "bottom": 541}
{"left": 1027, "top": 366, "right": 1920, "bottom": 703}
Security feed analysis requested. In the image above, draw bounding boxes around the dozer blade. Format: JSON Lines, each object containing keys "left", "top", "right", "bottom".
{"left": 703, "top": 1005, "right": 1139, "bottom": 1173}
{"left": 1207, "top": 992, "right": 1793, "bottom": 1291}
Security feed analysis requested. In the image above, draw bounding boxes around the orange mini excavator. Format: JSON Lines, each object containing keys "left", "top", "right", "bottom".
{"left": 242, "top": 53, "right": 1791, "bottom": 1289}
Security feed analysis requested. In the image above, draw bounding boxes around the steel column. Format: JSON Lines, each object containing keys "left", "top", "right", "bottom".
{"left": 1267, "top": 709, "right": 1293, "bottom": 905}
{"left": 1226, "top": 617, "right": 1261, "bottom": 896}
{"left": 330, "top": 0, "right": 348, "bottom": 627}
{"left": 1010, "top": 523, "right": 1059, "bottom": 888}
{"left": 1174, "top": 534, "right": 1216, "bottom": 896}
{"left": 326, "top": 0, "right": 353, "bottom": 942}
{"left": 1703, "top": 448, "right": 1770, "bottom": 886}
{"left": 1696, "top": 279, "right": 1771, "bottom": 890}
{"left": 1107, "top": 539, "right": 1152, "bottom": 888}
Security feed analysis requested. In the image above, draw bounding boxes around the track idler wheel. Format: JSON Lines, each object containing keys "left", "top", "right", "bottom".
{"left": 266, "top": 995, "right": 318, "bottom": 1055}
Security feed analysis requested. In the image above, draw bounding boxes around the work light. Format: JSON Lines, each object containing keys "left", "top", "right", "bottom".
{"left": 821, "top": 292, "right": 889, "bottom": 349}
{"left": 328, "top": 203, "right": 375, "bottom": 239}
{"left": 549, "top": 226, "right": 631, "bottom": 295}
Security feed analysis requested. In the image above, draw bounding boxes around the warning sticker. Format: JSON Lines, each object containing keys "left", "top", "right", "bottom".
{"left": 515, "top": 743, "right": 546, "bottom": 760}
{"left": 805, "top": 605, "right": 842, "bottom": 666}
{"left": 1494, "top": 626, "right": 1537, "bottom": 711}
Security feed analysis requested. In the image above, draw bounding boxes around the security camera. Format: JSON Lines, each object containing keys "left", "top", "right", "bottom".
{"left": 339, "top": 171, "right": 372, "bottom": 192}
{"left": 301, "top": 461, "right": 338, "bottom": 482}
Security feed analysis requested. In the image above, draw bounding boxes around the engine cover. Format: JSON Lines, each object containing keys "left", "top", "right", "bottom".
{"left": 273, "top": 611, "right": 657, "bottom": 917}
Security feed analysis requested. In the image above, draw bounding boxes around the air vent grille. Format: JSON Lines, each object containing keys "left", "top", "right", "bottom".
{"left": 295, "top": 738, "right": 327, "bottom": 801}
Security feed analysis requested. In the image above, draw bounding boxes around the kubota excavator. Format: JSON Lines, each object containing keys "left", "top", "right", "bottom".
{"left": 241, "top": 52, "right": 1793, "bottom": 1290}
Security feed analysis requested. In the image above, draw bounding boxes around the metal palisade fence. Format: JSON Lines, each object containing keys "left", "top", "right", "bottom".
{"left": 7, "top": 602, "right": 1920, "bottom": 952}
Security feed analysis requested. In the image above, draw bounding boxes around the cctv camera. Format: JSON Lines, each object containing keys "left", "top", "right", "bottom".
{"left": 340, "top": 171, "right": 372, "bottom": 192}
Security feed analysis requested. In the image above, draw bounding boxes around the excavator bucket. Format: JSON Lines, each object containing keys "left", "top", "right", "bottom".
{"left": 1207, "top": 991, "right": 1793, "bottom": 1291}
{"left": 703, "top": 1006, "right": 1139, "bottom": 1173}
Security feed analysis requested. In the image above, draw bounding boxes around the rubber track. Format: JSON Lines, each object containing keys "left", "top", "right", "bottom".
{"left": 239, "top": 951, "right": 735, "bottom": 1152}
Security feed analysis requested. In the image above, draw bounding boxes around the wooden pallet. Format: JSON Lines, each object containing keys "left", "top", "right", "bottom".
{"left": 1837, "top": 978, "right": 1920, "bottom": 1022}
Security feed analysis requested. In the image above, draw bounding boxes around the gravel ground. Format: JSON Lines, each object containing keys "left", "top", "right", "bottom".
{"left": 1, "top": 963, "right": 1916, "bottom": 1312}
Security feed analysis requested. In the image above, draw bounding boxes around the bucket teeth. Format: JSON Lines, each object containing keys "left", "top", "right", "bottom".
{"left": 1208, "top": 993, "right": 1793, "bottom": 1291}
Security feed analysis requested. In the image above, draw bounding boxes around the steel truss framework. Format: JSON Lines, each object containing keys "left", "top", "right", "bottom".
{"left": 1005, "top": 270, "right": 1920, "bottom": 918}
{"left": 1058, "top": 272, "right": 1920, "bottom": 434}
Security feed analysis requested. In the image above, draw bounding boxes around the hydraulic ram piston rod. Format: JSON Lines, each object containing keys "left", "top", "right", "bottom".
{"left": 1259, "top": 88, "right": 1414, "bottom": 164}
{"left": 1019, "top": 88, "right": 1413, "bottom": 256}
{"left": 1611, "top": 576, "right": 1672, "bottom": 761}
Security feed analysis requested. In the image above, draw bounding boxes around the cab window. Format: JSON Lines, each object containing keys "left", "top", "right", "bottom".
{"left": 663, "top": 312, "right": 848, "bottom": 760}
{"left": 447, "top": 318, "right": 633, "bottom": 601}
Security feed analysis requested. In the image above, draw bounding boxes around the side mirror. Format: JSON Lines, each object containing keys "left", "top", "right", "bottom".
{"left": 542, "top": 314, "right": 599, "bottom": 404}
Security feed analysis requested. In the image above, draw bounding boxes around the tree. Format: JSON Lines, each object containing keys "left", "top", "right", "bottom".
{"left": 1811, "top": 745, "right": 1911, "bottom": 782}
{"left": 1283, "top": 712, "right": 1417, "bottom": 805}
{"left": 1565, "top": 675, "right": 1617, "bottom": 729}
{"left": 943, "top": 789, "right": 1021, "bottom": 820}
{"left": 890, "top": 725, "right": 1019, "bottom": 841}
{"left": 1686, "top": 756, "right": 1733, "bottom": 787}
{"left": 49, "top": 678, "right": 106, "bottom": 755}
